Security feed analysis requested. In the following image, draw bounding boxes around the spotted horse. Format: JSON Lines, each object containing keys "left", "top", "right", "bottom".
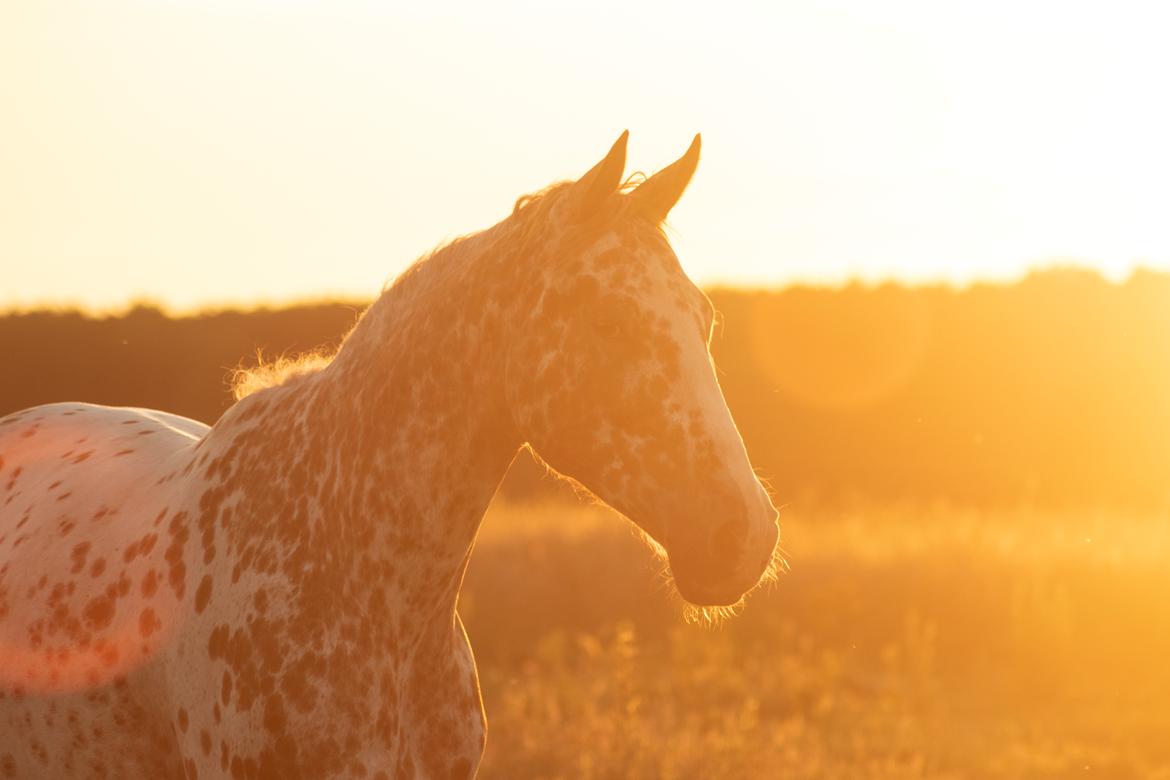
{"left": 0, "top": 132, "right": 781, "bottom": 778}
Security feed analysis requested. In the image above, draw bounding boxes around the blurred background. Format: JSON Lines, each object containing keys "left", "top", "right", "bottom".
{"left": 3, "top": 2, "right": 1169, "bottom": 777}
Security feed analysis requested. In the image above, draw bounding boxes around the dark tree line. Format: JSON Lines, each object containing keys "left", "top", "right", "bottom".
{"left": 3, "top": 269, "right": 1166, "bottom": 508}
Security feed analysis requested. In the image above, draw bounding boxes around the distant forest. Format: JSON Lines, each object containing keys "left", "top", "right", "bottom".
{"left": 2, "top": 269, "right": 1167, "bottom": 509}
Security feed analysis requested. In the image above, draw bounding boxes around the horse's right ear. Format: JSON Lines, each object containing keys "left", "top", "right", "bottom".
{"left": 573, "top": 131, "right": 629, "bottom": 216}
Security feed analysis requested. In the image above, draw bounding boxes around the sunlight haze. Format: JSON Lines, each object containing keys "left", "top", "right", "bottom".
{"left": 2, "top": 0, "right": 1168, "bottom": 311}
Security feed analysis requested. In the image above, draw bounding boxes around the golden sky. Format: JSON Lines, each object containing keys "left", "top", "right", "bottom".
{"left": 2, "top": 1, "right": 1168, "bottom": 311}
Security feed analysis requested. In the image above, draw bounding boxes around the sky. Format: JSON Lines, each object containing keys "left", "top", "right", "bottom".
{"left": 2, "top": 1, "right": 1168, "bottom": 311}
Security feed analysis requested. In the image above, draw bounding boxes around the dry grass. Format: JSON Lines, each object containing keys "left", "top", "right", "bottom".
{"left": 461, "top": 500, "right": 1170, "bottom": 779}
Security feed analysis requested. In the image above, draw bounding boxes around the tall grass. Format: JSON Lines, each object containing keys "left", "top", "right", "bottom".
{"left": 462, "top": 500, "right": 1170, "bottom": 779}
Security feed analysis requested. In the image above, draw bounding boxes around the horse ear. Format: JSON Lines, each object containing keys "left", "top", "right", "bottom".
{"left": 574, "top": 130, "right": 629, "bottom": 215}
{"left": 629, "top": 134, "right": 701, "bottom": 223}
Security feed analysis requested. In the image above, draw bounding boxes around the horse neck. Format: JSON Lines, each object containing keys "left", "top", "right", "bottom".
{"left": 223, "top": 226, "right": 527, "bottom": 627}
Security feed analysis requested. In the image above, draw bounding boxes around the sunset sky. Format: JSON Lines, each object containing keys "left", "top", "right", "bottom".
{"left": 2, "top": 1, "right": 1168, "bottom": 311}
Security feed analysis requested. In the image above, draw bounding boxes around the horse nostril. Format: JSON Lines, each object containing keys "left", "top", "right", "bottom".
{"left": 709, "top": 520, "right": 746, "bottom": 567}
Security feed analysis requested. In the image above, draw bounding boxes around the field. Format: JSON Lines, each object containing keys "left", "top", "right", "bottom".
{"left": 2, "top": 280, "right": 1167, "bottom": 777}
{"left": 462, "top": 497, "right": 1170, "bottom": 779}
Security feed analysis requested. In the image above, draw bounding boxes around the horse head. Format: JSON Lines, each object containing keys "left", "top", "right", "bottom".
{"left": 504, "top": 132, "right": 780, "bottom": 610}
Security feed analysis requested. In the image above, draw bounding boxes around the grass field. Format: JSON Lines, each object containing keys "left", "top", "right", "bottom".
{"left": 461, "top": 498, "right": 1170, "bottom": 779}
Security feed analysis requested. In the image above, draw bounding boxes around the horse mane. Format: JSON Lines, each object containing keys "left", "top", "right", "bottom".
{"left": 230, "top": 348, "right": 337, "bottom": 401}
{"left": 230, "top": 173, "right": 649, "bottom": 401}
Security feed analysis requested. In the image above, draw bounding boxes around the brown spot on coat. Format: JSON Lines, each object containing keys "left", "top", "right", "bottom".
{"left": 82, "top": 595, "right": 114, "bottom": 630}
{"left": 141, "top": 570, "right": 159, "bottom": 598}
{"left": 139, "top": 608, "right": 161, "bottom": 638}
{"left": 70, "top": 543, "right": 92, "bottom": 575}
{"left": 194, "top": 575, "right": 213, "bottom": 614}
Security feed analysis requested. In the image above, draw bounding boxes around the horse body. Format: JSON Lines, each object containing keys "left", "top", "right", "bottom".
{"left": 0, "top": 132, "right": 781, "bottom": 778}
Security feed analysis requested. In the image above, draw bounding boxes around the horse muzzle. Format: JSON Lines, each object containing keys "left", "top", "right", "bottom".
{"left": 667, "top": 507, "right": 780, "bottom": 607}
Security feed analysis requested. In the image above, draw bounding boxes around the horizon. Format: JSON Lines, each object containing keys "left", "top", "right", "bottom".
{"left": 4, "top": 1, "right": 1169, "bottom": 311}
{"left": 0, "top": 261, "right": 1161, "bottom": 318}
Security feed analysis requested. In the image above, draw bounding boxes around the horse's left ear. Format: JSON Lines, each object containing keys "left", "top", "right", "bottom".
{"left": 574, "top": 130, "right": 629, "bottom": 216}
{"left": 629, "top": 134, "right": 701, "bottom": 223}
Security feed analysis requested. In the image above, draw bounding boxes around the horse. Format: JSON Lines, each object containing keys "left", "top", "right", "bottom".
{"left": 0, "top": 132, "right": 781, "bottom": 778}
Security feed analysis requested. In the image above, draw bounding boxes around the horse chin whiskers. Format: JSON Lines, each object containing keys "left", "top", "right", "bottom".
{"left": 667, "top": 538, "right": 788, "bottom": 627}
{"left": 760, "top": 542, "right": 791, "bottom": 588}
{"left": 682, "top": 601, "right": 745, "bottom": 628}
{"left": 649, "top": 556, "right": 749, "bottom": 628}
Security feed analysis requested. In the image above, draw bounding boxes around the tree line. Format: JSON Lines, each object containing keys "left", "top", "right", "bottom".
{"left": 3, "top": 268, "right": 1166, "bottom": 508}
